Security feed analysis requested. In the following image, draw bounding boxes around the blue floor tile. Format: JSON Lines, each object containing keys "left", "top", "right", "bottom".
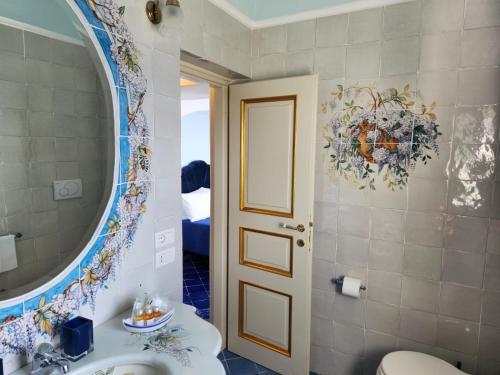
{"left": 185, "top": 278, "right": 203, "bottom": 287}
{"left": 222, "top": 349, "right": 239, "bottom": 360}
{"left": 256, "top": 364, "right": 279, "bottom": 374}
{"left": 226, "top": 357, "right": 260, "bottom": 375}
{"left": 193, "top": 298, "right": 210, "bottom": 309}
{"left": 183, "top": 251, "right": 210, "bottom": 321}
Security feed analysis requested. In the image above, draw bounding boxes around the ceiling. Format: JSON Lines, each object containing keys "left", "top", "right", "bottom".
{"left": 208, "top": 0, "right": 411, "bottom": 28}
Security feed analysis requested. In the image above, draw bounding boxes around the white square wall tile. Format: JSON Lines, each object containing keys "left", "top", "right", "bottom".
{"left": 367, "top": 270, "right": 402, "bottom": 306}
{"left": 313, "top": 231, "right": 337, "bottom": 262}
{"left": 381, "top": 36, "right": 419, "bottom": 76}
{"left": 314, "top": 201, "right": 338, "bottom": 233}
{"left": 383, "top": 1, "right": 421, "bottom": 39}
{"left": 403, "top": 244, "right": 442, "bottom": 281}
{"left": 420, "top": 32, "right": 460, "bottom": 71}
{"left": 464, "top": 0, "right": 500, "bottom": 29}
{"left": 408, "top": 178, "right": 447, "bottom": 213}
{"left": 152, "top": 50, "right": 179, "bottom": 97}
{"left": 458, "top": 67, "right": 500, "bottom": 106}
{"left": 369, "top": 239, "right": 404, "bottom": 273}
{"left": 454, "top": 105, "right": 498, "bottom": 144}
{"left": 447, "top": 180, "right": 492, "bottom": 218}
{"left": 440, "top": 283, "right": 482, "bottom": 321}
{"left": 405, "top": 211, "right": 445, "bottom": 248}
{"left": 401, "top": 276, "right": 440, "bottom": 312}
{"left": 286, "top": 20, "right": 315, "bottom": 52}
{"left": 443, "top": 250, "right": 485, "bottom": 288}
{"left": 337, "top": 234, "right": 369, "bottom": 267}
{"left": 445, "top": 215, "right": 488, "bottom": 253}
{"left": 338, "top": 205, "right": 370, "bottom": 238}
{"left": 370, "top": 209, "right": 405, "bottom": 243}
{"left": 348, "top": 8, "right": 383, "bottom": 44}
{"left": 256, "top": 25, "right": 286, "bottom": 56}
{"left": 421, "top": 0, "right": 464, "bottom": 33}
{"left": 315, "top": 14, "right": 348, "bottom": 47}
{"left": 461, "top": 27, "right": 500, "bottom": 68}
{"left": 346, "top": 42, "right": 381, "bottom": 78}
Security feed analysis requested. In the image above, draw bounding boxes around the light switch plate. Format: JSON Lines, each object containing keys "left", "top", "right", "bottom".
{"left": 155, "top": 228, "right": 175, "bottom": 249}
{"left": 53, "top": 179, "right": 83, "bottom": 200}
{"left": 156, "top": 247, "right": 175, "bottom": 268}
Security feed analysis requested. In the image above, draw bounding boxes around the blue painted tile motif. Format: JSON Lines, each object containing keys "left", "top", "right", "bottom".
{"left": 0, "top": 0, "right": 151, "bottom": 359}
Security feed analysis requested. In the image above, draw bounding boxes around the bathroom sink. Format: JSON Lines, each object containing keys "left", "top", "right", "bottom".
{"left": 67, "top": 351, "right": 224, "bottom": 375}
{"left": 74, "top": 363, "right": 163, "bottom": 375}
{"left": 64, "top": 349, "right": 224, "bottom": 375}
{"left": 97, "top": 364, "right": 160, "bottom": 375}
{"left": 69, "top": 356, "right": 172, "bottom": 375}
{"left": 12, "top": 303, "right": 224, "bottom": 375}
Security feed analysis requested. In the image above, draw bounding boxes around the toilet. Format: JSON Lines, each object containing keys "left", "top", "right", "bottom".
{"left": 377, "top": 351, "right": 468, "bottom": 375}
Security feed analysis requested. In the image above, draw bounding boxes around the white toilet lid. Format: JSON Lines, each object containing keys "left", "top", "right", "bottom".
{"left": 378, "top": 351, "right": 467, "bottom": 375}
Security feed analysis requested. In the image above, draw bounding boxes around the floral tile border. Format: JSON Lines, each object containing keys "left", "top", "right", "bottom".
{"left": 0, "top": 0, "right": 152, "bottom": 363}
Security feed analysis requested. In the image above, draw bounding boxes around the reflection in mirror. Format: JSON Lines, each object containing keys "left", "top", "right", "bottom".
{"left": 0, "top": 1, "right": 114, "bottom": 300}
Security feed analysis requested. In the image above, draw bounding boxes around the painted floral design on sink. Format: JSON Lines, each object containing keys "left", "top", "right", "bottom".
{"left": 141, "top": 325, "right": 197, "bottom": 367}
{"left": 94, "top": 367, "right": 115, "bottom": 375}
{"left": 323, "top": 83, "right": 442, "bottom": 190}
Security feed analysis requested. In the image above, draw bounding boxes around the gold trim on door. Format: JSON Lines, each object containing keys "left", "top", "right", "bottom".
{"left": 239, "top": 95, "right": 298, "bottom": 218}
{"left": 238, "top": 280, "right": 292, "bottom": 357}
{"left": 239, "top": 227, "right": 294, "bottom": 278}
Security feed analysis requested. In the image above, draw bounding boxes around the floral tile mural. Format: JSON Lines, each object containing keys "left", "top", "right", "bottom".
{"left": 0, "top": 0, "right": 152, "bottom": 364}
{"left": 0, "top": 304, "right": 25, "bottom": 356}
{"left": 322, "top": 83, "right": 442, "bottom": 190}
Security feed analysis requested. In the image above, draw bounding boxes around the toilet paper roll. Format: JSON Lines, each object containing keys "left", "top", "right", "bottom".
{"left": 341, "top": 276, "right": 361, "bottom": 298}
{"left": 0, "top": 234, "right": 17, "bottom": 273}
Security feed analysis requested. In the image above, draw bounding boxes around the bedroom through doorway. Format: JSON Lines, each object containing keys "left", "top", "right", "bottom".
{"left": 180, "top": 76, "right": 211, "bottom": 321}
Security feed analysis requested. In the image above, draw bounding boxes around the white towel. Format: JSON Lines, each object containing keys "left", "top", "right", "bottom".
{"left": 0, "top": 234, "right": 17, "bottom": 273}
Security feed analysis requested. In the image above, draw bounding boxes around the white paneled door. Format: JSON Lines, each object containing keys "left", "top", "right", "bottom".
{"left": 228, "top": 75, "right": 318, "bottom": 375}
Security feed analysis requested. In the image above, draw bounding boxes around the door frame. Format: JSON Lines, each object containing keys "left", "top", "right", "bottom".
{"left": 180, "top": 60, "right": 235, "bottom": 348}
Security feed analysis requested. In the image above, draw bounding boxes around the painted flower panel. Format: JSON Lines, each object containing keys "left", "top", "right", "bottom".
{"left": 323, "top": 84, "right": 442, "bottom": 190}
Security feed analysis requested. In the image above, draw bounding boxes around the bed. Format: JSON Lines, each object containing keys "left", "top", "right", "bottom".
{"left": 181, "top": 160, "right": 210, "bottom": 256}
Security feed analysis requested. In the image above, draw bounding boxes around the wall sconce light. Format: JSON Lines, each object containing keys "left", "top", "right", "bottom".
{"left": 146, "top": 0, "right": 182, "bottom": 26}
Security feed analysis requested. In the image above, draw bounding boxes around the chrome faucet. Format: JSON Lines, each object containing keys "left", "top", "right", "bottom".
{"left": 31, "top": 343, "right": 70, "bottom": 375}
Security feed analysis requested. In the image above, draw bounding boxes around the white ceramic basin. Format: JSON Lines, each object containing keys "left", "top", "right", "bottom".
{"left": 97, "top": 364, "right": 160, "bottom": 375}
{"left": 12, "top": 303, "right": 225, "bottom": 375}
{"left": 69, "top": 354, "right": 174, "bottom": 375}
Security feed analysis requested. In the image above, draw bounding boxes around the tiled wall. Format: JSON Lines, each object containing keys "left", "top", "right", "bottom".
{"left": 0, "top": 24, "right": 109, "bottom": 294}
{"left": 251, "top": 0, "right": 500, "bottom": 374}
{"left": 0, "top": 0, "right": 253, "bottom": 371}
{"left": 182, "top": 0, "right": 251, "bottom": 77}
{"left": 0, "top": 0, "right": 186, "bottom": 372}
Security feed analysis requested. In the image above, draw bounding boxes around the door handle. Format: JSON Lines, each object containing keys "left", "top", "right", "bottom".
{"left": 279, "top": 223, "right": 305, "bottom": 232}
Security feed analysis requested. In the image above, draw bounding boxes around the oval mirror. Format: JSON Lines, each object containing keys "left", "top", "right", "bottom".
{"left": 0, "top": 0, "right": 114, "bottom": 300}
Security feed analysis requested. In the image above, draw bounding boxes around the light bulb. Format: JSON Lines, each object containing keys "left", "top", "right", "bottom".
{"left": 163, "top": 0, "right": 184, "bottom": 32}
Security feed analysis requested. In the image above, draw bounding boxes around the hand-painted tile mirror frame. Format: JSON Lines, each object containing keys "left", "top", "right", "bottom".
{"left": 0, "top": 0, "right": 151, "bottom": 366}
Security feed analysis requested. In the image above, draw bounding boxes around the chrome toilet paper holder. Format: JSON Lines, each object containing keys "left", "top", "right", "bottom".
{"left": 332, "top": 276, "right": 367, "bottom": 291}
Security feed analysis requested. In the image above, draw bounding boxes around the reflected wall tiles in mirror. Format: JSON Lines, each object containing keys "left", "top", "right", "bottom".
{"left": 0, "top": 26, "right": 110, "bottom": 298}
{"left": 0, "top": 0, "right": 151, "bottom": 360}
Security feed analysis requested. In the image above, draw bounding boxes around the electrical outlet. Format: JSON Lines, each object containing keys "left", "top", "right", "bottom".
{"left": 155, "top": 228, "right": 175, "bottom": 249}
{"left": 156, "top": 247, "right": 175, "bottom": 268}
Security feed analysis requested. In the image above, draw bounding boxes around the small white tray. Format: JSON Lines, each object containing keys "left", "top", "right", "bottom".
{"left": 122, "top": 309, "right": 175, "bottom": 333}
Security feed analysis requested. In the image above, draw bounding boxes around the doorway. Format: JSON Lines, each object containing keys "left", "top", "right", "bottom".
{"left": 180, "top": 76, "right": 211, "bottom": 320}
{"left": 180, "top": 61, "right": 318, "bottom": 375}
{"left": 179, "top": 61, "right": 231, "bottom": 342}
